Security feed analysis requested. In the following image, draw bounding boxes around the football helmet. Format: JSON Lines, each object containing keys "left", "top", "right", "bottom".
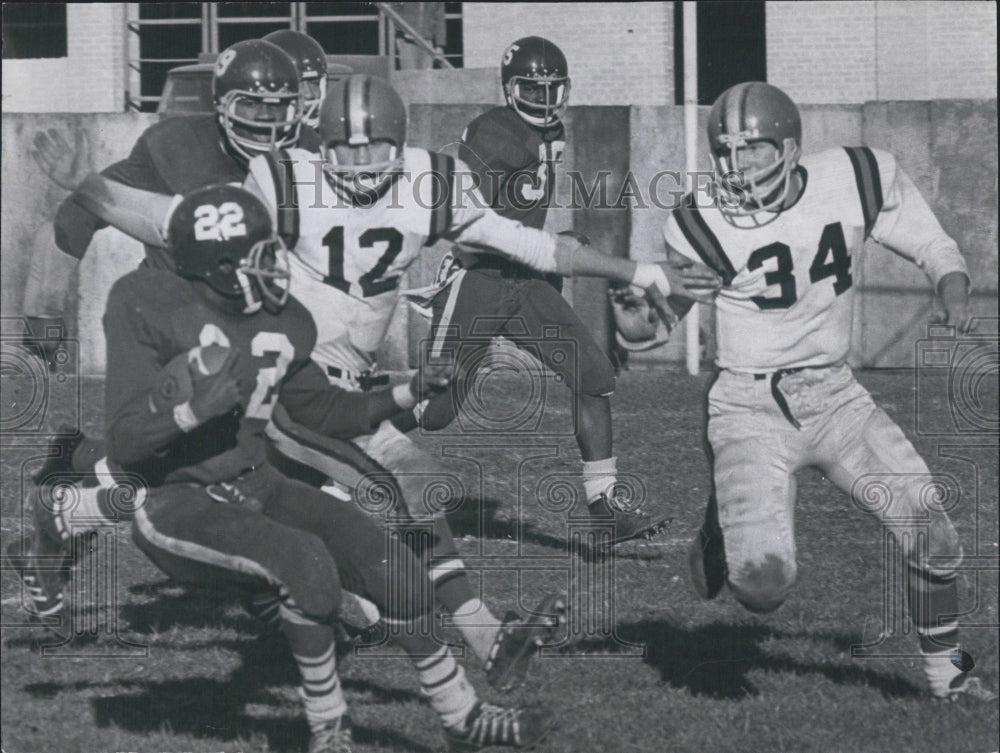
{"left": 213, "top": 39, "right": 303, "bottom": 162}
{"left": 318, "top": 74, "right": 407, "bottom": 201}
{"left": 501, "top": 36, "right": 571, "bottom": 128}
{"left": 707, "top": 81, "right": 802, "bottom": 218}
{"left": 263, "top": 29, "right": 328, "bottom": 129}
{"left": 169, "top": 185, "right": 290, "bottom": 315}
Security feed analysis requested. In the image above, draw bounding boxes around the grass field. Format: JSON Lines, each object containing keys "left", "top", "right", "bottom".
{"left": 2, "top": 365, "right": 998, "bottom": 753}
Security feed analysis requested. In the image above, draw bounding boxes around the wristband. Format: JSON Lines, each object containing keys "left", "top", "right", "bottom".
{"left": 172, "top": 401, "right": 200, "bottom": 433}
{"left": 632, "top": 263, "right": 672, "bottom": 297}
{"left": 393, "top": 383, "right": 417, "bottom": 410}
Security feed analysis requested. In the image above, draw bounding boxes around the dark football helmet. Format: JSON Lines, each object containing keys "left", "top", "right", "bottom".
{"left": 707, "top": 81, "right": 802, "bottom": 218}
{"left": 213, "top": 39, "right": 303, "bottom": 162}
{"left": 263, "top": 29, "right": 328, "bottom": 129}
{"left": 318, "top": 74, "right": 407, "bottom": 200}
{"left": 169, "top": 185, "right": 290, "bottom": 315}
{"left": 501, "top": 36, "right": 571, "bottom": 128}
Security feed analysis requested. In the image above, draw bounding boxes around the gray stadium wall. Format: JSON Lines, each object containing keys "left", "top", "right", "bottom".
{"left": 1, "top": 100, "right": 996, "bottom": 375}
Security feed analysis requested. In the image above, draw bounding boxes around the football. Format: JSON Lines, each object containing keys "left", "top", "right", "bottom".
{"left": 188, "top": 344, "right": 232, "bottom": 377}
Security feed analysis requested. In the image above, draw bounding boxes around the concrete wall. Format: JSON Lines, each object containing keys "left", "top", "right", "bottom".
{"left": 1, "top": 3, "right": 126, "bottom": 113}
{"left": 766, "top": 1, "right": 997, "bottom": 104}
{"left": 2, "top": 100, "right": 996, "bottom": 374}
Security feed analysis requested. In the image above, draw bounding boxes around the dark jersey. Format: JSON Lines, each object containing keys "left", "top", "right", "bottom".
{"left": 54, "top": 116, "right": 321, "bottom": 267}
{"left": 458, "top": 106, "right": 565, "bottom": 280}
{"left": 103, "top": 267, "right": 366, "bottom": 487}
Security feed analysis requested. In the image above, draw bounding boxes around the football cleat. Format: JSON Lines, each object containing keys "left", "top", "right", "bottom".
{"left": 937, "top": 675, "right": 998, "bottom": 702}
{"left": 585, "top": 487, "right": 671, "bottom": 546}
{"left": 688, "top": 497, "right": 728, "bottom": 600}
{"left": 4, "top": 531, "right": 71, "bottom": 624}
{"left": 446, "top": 702, "right": 556, "bottom": 751}
{"left": 484, "top": 593, "right": 565, "bottom": 692}
{"left": 308, "top": 714, "right": 354, "bottom": 753}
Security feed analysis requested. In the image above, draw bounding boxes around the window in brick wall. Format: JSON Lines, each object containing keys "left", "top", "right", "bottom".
{"left": 2, "top": 3, "right": 68, "bottom": 59}
{"left": 674, "top": 1, "right": 766, "bottom": 105}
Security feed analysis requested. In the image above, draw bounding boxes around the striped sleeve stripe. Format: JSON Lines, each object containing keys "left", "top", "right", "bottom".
{"left": 674, "top": 194, "right": 737, "bottom": 284}
{"left": 426, "top": 152, "right": 454, "bottom": 245}
{"left": 263, "top": 149, "right": 300, "bottom": 248}
{"left": 844, "top": 146, "right": 884, "bottom": 236}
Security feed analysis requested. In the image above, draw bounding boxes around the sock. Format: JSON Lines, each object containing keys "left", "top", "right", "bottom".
{"left": 283, "top": 618, "right": 348, "bottom": 732}
{"left": 907, "top": 562, "right": 966, "bottom": 697}
{"left": 582, "top": 457, "right": 617, "bottom": 503}
{"left": 446, "top": 597, "right": 502, "bottom": 664}
{"left": 415, "top": 645, "right": 477, "bottom": 729}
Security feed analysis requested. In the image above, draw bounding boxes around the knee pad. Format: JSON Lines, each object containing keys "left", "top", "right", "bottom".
{"left": 280, "top": 534, "right": 342, "bottom": 621}
{"left": 729, "top": 554, "right": 796, "bottom": 614}
{"left": 579, "top": 353, "right": 616, "bottom": 397}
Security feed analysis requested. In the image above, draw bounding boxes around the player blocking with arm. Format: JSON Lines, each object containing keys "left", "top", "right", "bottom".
{"left": 245, "top": 73, "right": 717, "bottom": 685}
{"left": 661, "top": 82, "right": 991, "bottom": 701}
{"left": 104, "top": 184, "right": 556, "bottom": 752}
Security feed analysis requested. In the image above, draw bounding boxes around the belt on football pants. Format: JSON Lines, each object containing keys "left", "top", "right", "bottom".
{"left": 326, "top": 366, "right": 390, "bottom": 391}
{"left": 753, "top": 368, "right": 806, "bottom": 430}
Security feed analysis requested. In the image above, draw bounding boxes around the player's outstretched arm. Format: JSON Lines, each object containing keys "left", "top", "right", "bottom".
{"left": 279, "top": 359, "right": 451, "bottom": 440}
{"left": 74, "top": 173, "right": 178, "bottom": 248}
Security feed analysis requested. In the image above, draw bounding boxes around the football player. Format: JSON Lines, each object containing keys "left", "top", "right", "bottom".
{"left": 662, "top": 82, "right": 992, "bottom": 701}
{"left": 243, "top": 73, "right": 716, "bottom": 683}
{"left": 24, "top": 37, "right": 319, "bottom": 361}
{"left": 102, "top": 183, "right": 556, "bottom": 752}
{"left": 388, "top": 38, "right": 713, "bottom": 544}
{"left": 264, "top": 29, "right": 328, "bottom": 129}
{"left": 8, "top": 38, "right": 325, "bottom": 624}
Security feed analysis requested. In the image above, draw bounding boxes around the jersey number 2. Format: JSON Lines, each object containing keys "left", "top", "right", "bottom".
{"left": 748, "top": 222, "right": 852, "bottom": 310}
{"left": 322, "top": 226, "right": 405, "bottom": 297}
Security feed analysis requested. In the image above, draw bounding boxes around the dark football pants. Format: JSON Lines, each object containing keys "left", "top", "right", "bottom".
{"left": 132, "top": 464, "right": 432, "bottom": 625}
{"left": 418, "top": 269, "right": 616, "bottom": 431}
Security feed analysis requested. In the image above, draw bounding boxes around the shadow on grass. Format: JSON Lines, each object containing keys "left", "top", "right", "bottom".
{"left": 20, "top": 615, "right": 429, "bottom": 752}
{"left": 14, "top": 590, "right": 431, "bottom": 752}
{"left": 563, "top": 619, "right": 923, "bottom": 701}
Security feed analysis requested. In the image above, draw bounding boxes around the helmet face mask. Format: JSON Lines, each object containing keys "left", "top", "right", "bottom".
{"left": 213, "top": 39, "right": 303, "bottom": 162}
{"left": 299, "top": 74, "right": 327, "bottom": 129}
{"left": 170, "top": 185, "right": 291, "bottom": 316}
{"left": 318, "top": 74, "right": 407, "bottom": 203}
{"left": 501, "top": 36, "right": 571, "bottom": 128}
{"left": 707, "top": 82, "right": 802, "bottom": 221}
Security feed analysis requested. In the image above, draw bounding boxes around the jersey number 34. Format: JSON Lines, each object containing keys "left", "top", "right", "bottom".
{"left": 748, "top": 222, "right": 852, "bottom": 310}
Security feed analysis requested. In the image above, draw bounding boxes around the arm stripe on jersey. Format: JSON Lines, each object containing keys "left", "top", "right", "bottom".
{"left": 844, "top": 146, "right": 883, "bottom": 236}
{"left": 263, "top": 149, "right": 300, "bottom": 248}
{"left": 427, "top": 152, "right": 455, "bottom": 245}
{"left": 674, "top": 193, "right": 737, "bottom": 284}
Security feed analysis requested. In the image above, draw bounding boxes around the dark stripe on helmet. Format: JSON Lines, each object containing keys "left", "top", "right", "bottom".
{"left": 342, "top": 76, "right": 354, "bottom": 142}
{"left": 844, "top": 146, "right": 884, "bottom": 236}
{"left": 737, "top": 83, "right": 752, "bottom": 136}
{"left": 263, "top": 148, "right": 299, "bottom": 248}
{"left": 426, "top": 152, "right": 455, "bottom": 245}
{"left": 674, "top": 193, "right": 736, "bottom": 284}
{"left": 362, "top": 74, "right": 373, "bottom": 140}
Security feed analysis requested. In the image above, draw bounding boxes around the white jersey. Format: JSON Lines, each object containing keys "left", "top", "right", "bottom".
{"left": 247, "top": 145, "right": 560, "bottom": 387}
{"left": 664, "top": 147, "right": 967, "bottom": 372}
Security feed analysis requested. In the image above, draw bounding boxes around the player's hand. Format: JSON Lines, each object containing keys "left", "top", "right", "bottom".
{"left": 32, "top": 128, "right": 92, "bottom": 192}
{"left": 409, "top": 361, "right": 451, "bottom": 401}
{"left": 657, "top": 258, "right": 722, "bottom": 303}
{"left": 189, "top": 347, "right": 243, "bottom": 423}
{"left": 22, "top": 316, "right": 69, "bottom": 372}
{"left": 932, "top": 271, "right": 974, "bottom": 334}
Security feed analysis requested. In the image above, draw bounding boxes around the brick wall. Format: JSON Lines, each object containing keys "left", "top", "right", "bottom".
{"left": 767, "top": 0, "right": 996, "bottom": 104}
{"left": 462, "top": 2, "right": 673, "bottom": 106}
{"left": 2, "top": 3, "right": 125, "bottom": 113}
